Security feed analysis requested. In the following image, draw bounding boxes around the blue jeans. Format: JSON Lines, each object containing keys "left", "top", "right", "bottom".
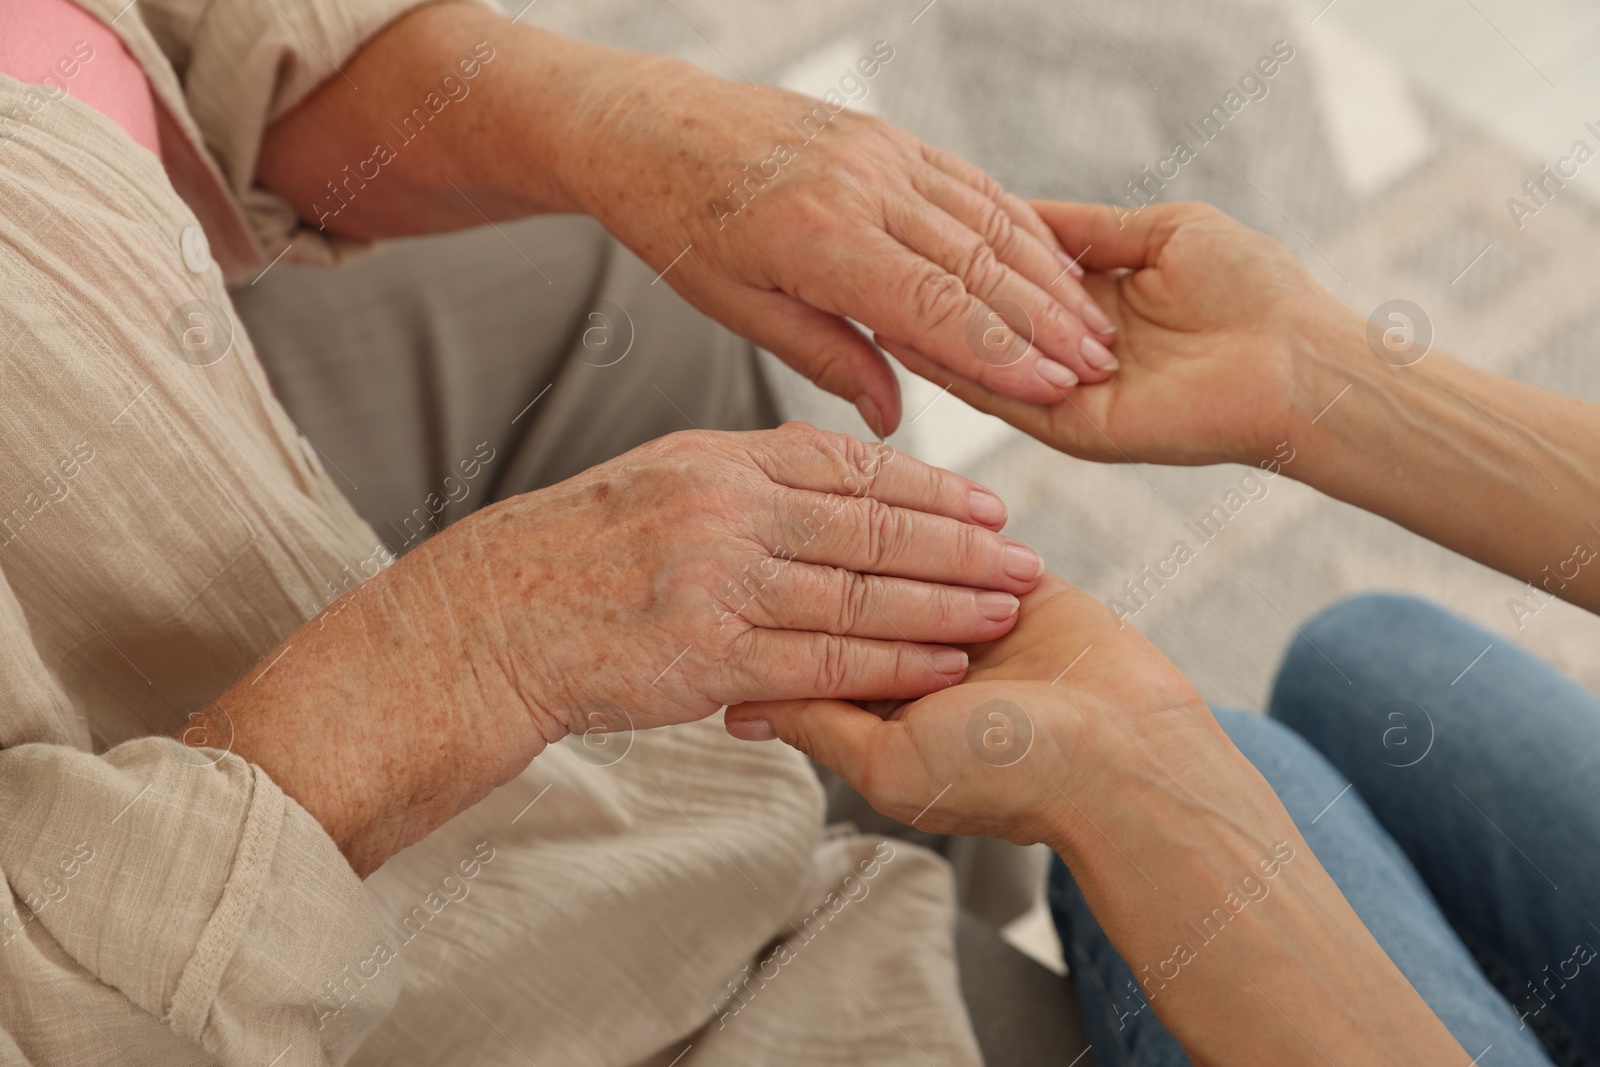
{"left": 1049, "top": 594, "right": 1600, "bottom": 1067}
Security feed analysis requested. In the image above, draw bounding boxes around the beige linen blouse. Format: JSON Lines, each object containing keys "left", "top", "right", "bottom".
{"left": 0, "top": 1, "right": 980, "bottom": 1064}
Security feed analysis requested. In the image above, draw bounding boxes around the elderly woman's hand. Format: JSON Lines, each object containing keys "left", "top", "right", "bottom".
{"left": 198, "top": 424, "right": 1041, "bottom": 874}
{"left": 441, "top": 423, "right": 1042, "bottom": 740}
{"left": 261, "top": 9, "right": 1117, "bottom": 434}
{"left": 557, "top": 57, "right": 1120, "bottom": 434}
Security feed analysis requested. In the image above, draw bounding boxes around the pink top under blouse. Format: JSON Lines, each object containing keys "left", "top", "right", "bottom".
{"left": 0, "top": 0, "right": 160, "bottom": 158}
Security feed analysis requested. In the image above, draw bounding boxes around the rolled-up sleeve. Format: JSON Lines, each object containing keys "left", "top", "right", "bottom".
{"left": 0, "top": 739, "right": 399, "bottom": 1065}
{"left": 121, "top": 0, "right": 491, "bottom": 269}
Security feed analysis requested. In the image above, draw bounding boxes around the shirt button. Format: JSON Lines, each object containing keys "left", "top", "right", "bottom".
{"left": 180, "top": 225, "right": 211, "bottom": 274}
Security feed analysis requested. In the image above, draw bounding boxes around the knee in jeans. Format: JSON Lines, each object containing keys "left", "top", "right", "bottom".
{"left": 1277, "top": 592, "right": 1469, "bottom": 690}
{"left": 1269, "top": 592, "right": 1470, "bottom": 746}
{"left": 1299, "top": 592, "right": 1461, "bottom": 659}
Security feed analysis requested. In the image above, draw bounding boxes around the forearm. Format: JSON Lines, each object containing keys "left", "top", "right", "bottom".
{"left": 1287, "top": 302, "right": 1600, "bottom": 611}
{"left": 257, "top": 2, "right": 658, "bottom": 237}
{"left": 1050, "top": 709, "right": 1466, "bottom": 1065}
{"left": 176, "top": 522, "right": 557, "bottom": 876}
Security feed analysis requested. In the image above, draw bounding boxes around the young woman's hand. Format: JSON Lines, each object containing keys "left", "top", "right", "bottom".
{"left": 726, "top": 572, "right": 1472, "bottom": 1067}
{"left": 879, "top": 201, "right": 1356, "bottom": 467}
{"left": 724, "top": 571, "right": 1215, "bottom": 845}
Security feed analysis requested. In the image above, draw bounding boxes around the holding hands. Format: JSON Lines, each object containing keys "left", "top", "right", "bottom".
{"left": 205, "top": 425, "right": 1043, "bottom": 874}
{"left": 880, "top": 201, "right": 1352, "bottom": 467}
{"left": 724, "top": 572, "right": 1214, "bottom": 847}
{"left": 882, "top": 198, "right": 1600, "bottom": 621}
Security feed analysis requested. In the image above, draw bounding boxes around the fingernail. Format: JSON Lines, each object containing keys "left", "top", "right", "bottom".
{"left": 1082, "top": 300, "right": 1116, "bottom": 336}
{"left": 854, "top": 394, "right": 884, "bottom": 439}
{"left": 727, "top": 718, "right": 777, "bottom": 742}
{"left": 931, "top": 648, "right": 969, "bottom": 675}
{"left": 1003, "top": 544, "right": 1043, "bottom": 581}
{"left": 976, "top": 591, "right": 1020, "bottom": 621}
{"left": 1037, "top": 359, "right": 1078, "bottom": 390}
{"left": 1056, "top": 249, "right": 1085, "bottom": 278}
{"left": 1081, "top": 336, "right": 1119, "bottom": 372}
{"left": 968, "top": 489, "right": 1007, "bottom": 526}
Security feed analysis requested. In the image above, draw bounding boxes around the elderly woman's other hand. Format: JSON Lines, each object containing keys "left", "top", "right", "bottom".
{"left": 556, "top": 62, "right": 1122, "bottom": 435}
{"left": 192, "top": 424, "right": 1040, "bottom": 875}
{"left": 261, "top": 9, "right": 1118, "bottom": 434}
{"left": 447, "top": 423, "right": 1041, "bottom": 738}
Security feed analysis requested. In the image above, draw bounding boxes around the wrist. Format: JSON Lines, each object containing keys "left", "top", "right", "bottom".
{"left": 1276, "top": 294, "right": 1420, "bottom": 493}
{"left": 529, "top": 39, "right": 700, "bottom": 223}
{"left": 452, "top": 16, "right": 661, "bottom": 218}
{"left": 1276, "top": 295, "right": 1470, "bottom": 505}
{"left": 1041, "top": 699, "right": 1247, "bottom": 863}
{"left": 1280, "top": 297, "right": 1368, "bottom": 447}
{"left": 185, "top": 523, "right": 562, "bottom": 876}
{"left": 409, "top": 504, "right": 573, "bottom": 750}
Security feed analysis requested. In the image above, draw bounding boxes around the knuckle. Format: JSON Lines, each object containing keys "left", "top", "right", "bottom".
{"left": 797, "top": 428, "right": 845, "bottom": 478}
{"left": 975, "top": 200, "right": 1018, "bottom": 257}
{"left": 1037, "top": 297, "right": 1078, "bottom": 341}
{"left": 812, "top": 634, "right": 851, "bottom": 694}
{"left": 836, "top": 434, "right": 879, "bottom": 490}
{"left": 907, "top": 267, "right": 969, "bottom": 333}
{"left": 969, "top": 166, "right": 1006, "bottom": 202}
{"left": 834, "top": 571, "right": 872, "bottom": 634}
{"left": 800, "top": 423, "right": 842, "bottom": 453}
{"left": 769, "top": 422, "right": 822, "bottom": 458}
{"left": 858, "top": 497, "right": 902, "bottom": 569}
{"left": 954, "top": 521, "right": 990, "bottom": 573}
{"left": 928, "top": 587, "right": 961, "bottom": 631}
{"left": 658, "top": 428, "right": 701, "bottom": 453}
{"left": 652, "top": 428, "right": 712, "bottom": 466}
{"left": 919, "top": 140, "right": 951, "bottom": 169}
{"left": 801, "top": 430, "right": 878, "bottom": 498}
{"left": 952, "top": 238, "right": 1004, "bottom": 296}
{"left": 792, "top": 192, "right": 840, "bottom": 239}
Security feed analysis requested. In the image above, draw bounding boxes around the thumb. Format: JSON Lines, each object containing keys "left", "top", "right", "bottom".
{"left": 1029, "top": 199, "right": 1195, "bottom": 273}
{"left": 710, "top": 283, "right": 904, "bottom": 437}
{"left": 726, "top": 698, "right": 891, "bottom": 788}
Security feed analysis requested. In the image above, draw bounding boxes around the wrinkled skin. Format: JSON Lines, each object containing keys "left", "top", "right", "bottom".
{"left": 427, "top": 423, "right": 1046, "bottom": 740}
{"left": 562, "top": 56, "right": 1122, "bottom": 431}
